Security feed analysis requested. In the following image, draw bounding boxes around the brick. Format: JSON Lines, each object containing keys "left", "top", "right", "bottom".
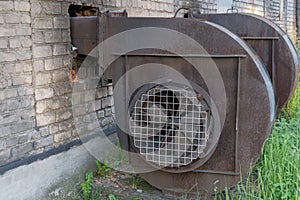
{"left": 15, "top": 62, "right": 32, "bottom": 73}
{"left": 38, "top": 127, "right": 49, "bottom": 137}
{"left": 58, "top": 120, "right": 73, "bottom": 132}
{"left": 10, "top": 121, "right": 34, "bottom": 134}
{"left": 97, "top": 110, "right": 105, "bottom": 118}
{"left": 21, "top": 37, "right": 32, "bottom": 48}
{"left": 33, "top": 60, "right": 44, "bottom": 72}
{"left": 53, "top": 44, "right": 68, "bottom": 56}
{"left": 36, "top": 99, "right": 61, "bottom": 113}
{"left": 116, "top": 0, "right": 122, "bottom": 7}
{"left": 12, "top": 77, "right": 24, "bottom": 85}
{"left": 36, "top": 101, "right": 46, "bottom": 114}
{"left": 102, "top": 96, "right": 114, "bottom": 108}
{"left": 52, "top": 69, "right": 68, "bottom": 83}
{"left": 6, "top": 97, "right": 33, "bottom": 111}
{"left": 9, "top": 37, "right": 22, "bottom": 48}
{"left": 20, "top": 14, "right": 31, "bottom": 24}
{"left": 48, "top": 99, "right": 62, "bottom": 110}
{"left": 64, "top": 96, "right": 72, "bottom": 107}
{"left": 12, "top": 75, "right": 32, "bottom": 85}
{"left": 45, "top": 57, "right": 63, "bottom": 71}
{"left": 102, "top": 116, "right": 114, "bottom": 126}
{"left": 26, "top": 129, "right": 40, "bottom": 143}
{"left": 53, "top": 17, "right": 69, "bottom": 29}
{"left": 32, "top": 31, "right": 44, "bottom": 43}
{"left": 20, "top": 109, "right": 35, "bottom": 119}
{"left": 35, "top": 88, "right": 54, "bottom": 101}
{"left": 5, "top": 14, "right": 19, "bottom": 24}
{"left": 12, "top": 142, "right": 33, "bottom": 158}
{"left": 33, "top": 18, "right": 53, "bottom": 29}
{"left": 53, "top": 82, "right": 72, "bottom": 96}
{"left": 0, "top": 149, "right": 11, "bottom": 163}
{"left": 36, "top": 112, "right": 55, "bottom": 127}
{"left": 44, "top": 30, "right": 62, "bottom": 43}
{"left": 33, "top": 45, "right": 52, "bottom": 58}
{"left": 0, "top": 113, "right": 19, "bottom": 124}
{"left": 43, "top": 2, "right": 62, "bottom": 15}
{"left": 2, "top": 63, "right": 15, "bottom": 73}
{"left": 0, "top": 126, "right": 10, "bottom": 138}
{"left": 62, "top": 30, "right": 71, "bottom": 42}
{"left": 0, "top": 1, "right": 13, "bottom": 11}
{"left": 53, "top": 131, "right": 71, "bottom": 144}
{"left": 17, "top": 86, "right": 33, "bottom": 96}
{"left": 35, "top": 73, "right": 51, "bottom": 86}
{"left": 16, "top": 50, "right": 32, "bottom": 61}
{"left": 0, "top": 81, "right": 8, "bottom": 89}
{"left": 0, "top": 39, "right": 8, "bottom": 48}
{"left": 5, "top": 135, "right": 28, "bottom": 148}
{"left": 4, "top": 88, "right": 18, "bottom": 99}
{"left": 96, "top": 87, "right": 107, "bottom": 99}
{"left": 15, "top": 1, "right": 31, "bottom": 12}
{"left": 105, "top": 108, "right": 113, "bottom": 116}
{"left": 49, "top": 124, "right": 59, "bottom": 134}
{"left": 108, "top": 85, "right": 113, "bottom": 95}
{"left": 0, "top": 52, "right": 15, "bottom": 62}
{"left": 93, "top": 99, "right": 101, "bottom": 111}
{"left": 15, "top": 25, "right": 31, "bottom": 36}
{"left": 31, "top": 3, "right": 42, "bottom": 17}
{"left": 56, "top": 109, "right": 72, "bottom": 122}
{"left": 34, "top": 136, "right": 53, "bottom": 149}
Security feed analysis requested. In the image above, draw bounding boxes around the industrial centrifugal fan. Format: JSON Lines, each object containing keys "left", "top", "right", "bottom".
{"left": 70, "top": 11, "right": 298, "bottom": 196}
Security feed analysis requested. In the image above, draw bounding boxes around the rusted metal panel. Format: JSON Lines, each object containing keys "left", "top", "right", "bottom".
{"left": 70, "top": 16, "right": 98, "bottom": 55}
{"left": 68, "top": 12, "right": 298, "bottom": 196}
{"left": 190, "top": 13, "right": 299, "bottom": 112}
{"left": 103, "top": 16, "right": 275, "bottom": 194}
{"left": 70, "top": 11, "right": 128, "bottom": 56}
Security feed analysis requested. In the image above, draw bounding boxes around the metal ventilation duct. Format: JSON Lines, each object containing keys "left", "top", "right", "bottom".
{"left": 189, "top": 13, "right": 299, "bottom": 112}
{"left": 70, "top": 12, "right": 298, "bottom": 196}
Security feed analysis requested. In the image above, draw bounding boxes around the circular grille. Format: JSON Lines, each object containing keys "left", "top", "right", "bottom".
{"left": 129, "top": 85, "right": 209, "bottom": 168}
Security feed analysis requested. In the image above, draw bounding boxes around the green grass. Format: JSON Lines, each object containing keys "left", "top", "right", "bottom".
{"left": 81, "top": 172, "right": 94, "bottom": 200}
{"left": 215, "top": 79, "right": 300, "bottom": 200}
{"left": 256, "top": 117, "right": 299, "bottom": 199}
{"left": 254, "top": 81, "right": 300, "bottom": 199}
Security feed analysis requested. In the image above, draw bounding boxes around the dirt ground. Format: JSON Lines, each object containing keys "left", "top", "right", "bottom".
{"left": 47, "top": 168, "right": 216, "bottom": 200}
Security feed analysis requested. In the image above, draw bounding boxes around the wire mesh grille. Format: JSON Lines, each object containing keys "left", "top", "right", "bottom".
{"left": 129, "top": 86, "right": 209, "bottom": 168}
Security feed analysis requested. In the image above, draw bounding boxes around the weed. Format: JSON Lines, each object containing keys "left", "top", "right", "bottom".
{"left": 281, "top": 78, "right": 300, "bottom": 119}
{"left": 90, "top": 185, "right": 103, "bottom": 200}
{"left": 95, "top": 160, "right": 112, "bottom": 177}
{"left": 126, "top": 175, "right": 142, "bottom": 189}
{"left": 81, "top": 172, "right": 94, "bottom": 200}
{"left": 108, "top": 194, "right": 121, "bottom": 200}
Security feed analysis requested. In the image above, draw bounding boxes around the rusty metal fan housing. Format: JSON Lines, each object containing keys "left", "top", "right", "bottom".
{"left": 69, "top": 12, "right": 298, "bottom": 196}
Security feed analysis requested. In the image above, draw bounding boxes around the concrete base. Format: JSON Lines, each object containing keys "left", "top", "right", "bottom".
{"left": 0, "top": 144, "right": 97, "bottom": 200}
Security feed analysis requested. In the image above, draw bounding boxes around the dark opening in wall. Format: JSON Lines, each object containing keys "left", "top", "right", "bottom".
{"left": 68, "top": 5, "right": 99, "bottom": 17}
{"left": 68, "top": 5, "right": 99, "bottom": 82}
